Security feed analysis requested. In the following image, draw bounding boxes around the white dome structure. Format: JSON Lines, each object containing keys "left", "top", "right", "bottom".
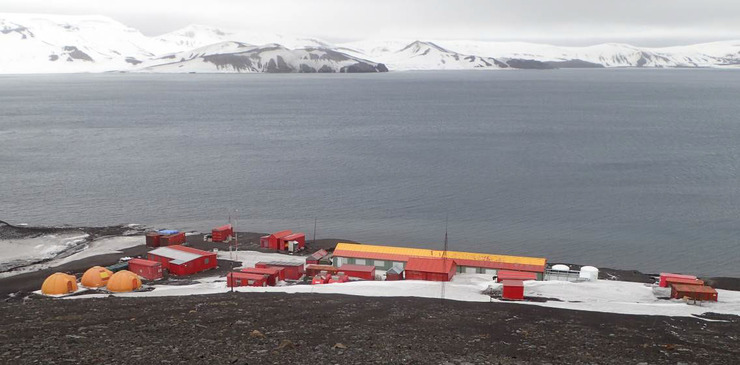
{"left": 552, "top": 264, "right": 570, "bottom": 271}
{"left": 579, "top": 266, "right": 599, "bottom": 281}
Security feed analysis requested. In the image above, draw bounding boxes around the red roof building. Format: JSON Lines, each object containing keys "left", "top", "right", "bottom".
{"left": 337, "top": 264, "right": 376, "bottom": 280}
{"left": 385, "top": 266, "right": 404, "bottom": 281}
{"left": 128, "top": 258, "right": 163, "bottom": 281}
{"left": 280, "top": 233, "right": 306, "bottom": 252}
{"left": 502, "top": 280, "right": 525, "bottom": 301}
{"left": 147, "top": 245, "right": 217, "bottom": 276}
{"left": 496, "top": 270, "right": 538, "bottom": 283}
{"left": 404, "top": 257, "right": 456, "bottom": 282}
{"left": 260, "top": 230, "right": 293, "bottom": 250}
{"left": 228, "top": 272, "right": 268, "bottom": 287}
{"left": 306, "top": 249, "right": 329, "bottom": 265}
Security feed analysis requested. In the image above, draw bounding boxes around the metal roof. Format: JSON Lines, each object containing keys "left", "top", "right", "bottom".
{"left": 387, "top": 266, "right": 403, "bottom": 275}
{"left": 501, "top": 280, "right": 524, "bottom": 287}
{"left": 671, "top": 285, "right": 717, "bottom": 294}
{"left": 148, "top": 246, "right": 203, "bottom": 264}
{"left": 259, "top": 261, "right": 304, "bottom": 267}
{"left": 128, "top": 258, "right": 160, "bottom": 267}
{"left": 405, "top": 257, "right": 455, "bottom": 274}
{"left": 308, "top": 249, "right": 329, "bottom": 260}
{"left": 334, "top": 243, "right": 547, "bottom": 273}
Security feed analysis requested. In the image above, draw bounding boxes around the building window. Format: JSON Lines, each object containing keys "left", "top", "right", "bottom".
{"left": 204, "top": 258, "right": 210, "bottom": 264}
{"left": 348, "top": 258, "right": 356, "bottom": 265}
{"left": 356, "top": 259, "right": 366, "bottom": 265}
{"left": 374, "top": 260, "right": 385, "bottom": 268}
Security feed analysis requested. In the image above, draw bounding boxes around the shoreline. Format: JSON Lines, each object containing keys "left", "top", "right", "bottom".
{"left": 1, "top": 222, "right": 739, "bottom": 296}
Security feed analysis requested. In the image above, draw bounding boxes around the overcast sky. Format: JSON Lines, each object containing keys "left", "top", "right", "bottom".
{"left": 4, "top": 0, "right": 740, "bottom": 46}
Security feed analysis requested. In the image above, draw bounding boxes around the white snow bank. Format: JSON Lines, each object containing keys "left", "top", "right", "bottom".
{"left": 0, "top": 236, "right": 142, "bottom": 279}
{"left": 0, "top": 234, "right": 89, "bottom": 271}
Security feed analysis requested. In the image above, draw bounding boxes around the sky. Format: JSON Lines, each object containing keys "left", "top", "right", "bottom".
{"left": 3, "top": 0, "right": 740, "bottom": 46}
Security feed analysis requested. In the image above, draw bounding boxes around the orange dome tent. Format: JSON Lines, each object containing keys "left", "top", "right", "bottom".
{"left": 80, "top": 266, "right": 114, "bottom": 288}
{"left": 106, "top": 270, "right": 142, "bottom": 293}
{"left": 41, "top": 273, "right": 78, "bottom": 295}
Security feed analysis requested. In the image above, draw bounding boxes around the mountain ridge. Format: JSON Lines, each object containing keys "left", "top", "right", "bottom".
{"left": 2, "top": 12, "right": 740, "bottom": 73}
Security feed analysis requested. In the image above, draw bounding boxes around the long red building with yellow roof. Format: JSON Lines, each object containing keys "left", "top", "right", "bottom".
{"left": 332, "top": 243, "right": 547, "bottom": 279}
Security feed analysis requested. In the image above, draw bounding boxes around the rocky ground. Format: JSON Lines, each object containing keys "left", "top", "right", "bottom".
{"left": 1, "top": 293, "right": 738, "bottom": 365}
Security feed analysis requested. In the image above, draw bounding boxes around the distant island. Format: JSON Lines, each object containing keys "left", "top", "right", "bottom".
{"left": 2, "top": 13, "right": 740, "bottom": 74}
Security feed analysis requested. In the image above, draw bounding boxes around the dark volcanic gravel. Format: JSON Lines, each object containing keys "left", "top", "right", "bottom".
{"left": 1, "top": 293, "right": 738, "bottom": 365}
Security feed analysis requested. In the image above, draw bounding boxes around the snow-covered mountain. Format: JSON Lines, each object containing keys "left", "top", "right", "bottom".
{"left": 2, "top": 12, "right": 740, "bottom": 74}
{"left": 140, "top": 41, "right": 387, "bottom": 73}
{"left": 0, "top": 13, "right": 166, "bottom": 73}
{"left": 154, "top": 24, "right": 335, "bottom": 53}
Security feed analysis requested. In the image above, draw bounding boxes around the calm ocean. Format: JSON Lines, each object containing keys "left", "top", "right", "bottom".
{"left": 1, "top": 70, "right": 738, "bottom": 276}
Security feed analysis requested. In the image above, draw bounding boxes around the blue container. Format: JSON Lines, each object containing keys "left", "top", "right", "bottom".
{"left": 158, "top": 229, "right": 179, "bottom": 235}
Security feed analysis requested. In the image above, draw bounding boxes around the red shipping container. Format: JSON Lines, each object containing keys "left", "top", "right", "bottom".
{"left": 145, "top": 232, "right": 161, "bottom": 248}
{"left": 665, "top": 277, "right": 704, "bottom": 287}
{"left": 659, "top": 273, "right": 697, "bottom": 288}
{"left": 160, "top": 232, "right": 186, "bottom": 246}
{"left": 496, "top": 270, "right": 538, "bottom": 283}
{"left": 228, "top": 272, "right": 268, "bottom": 287}
{"left": 212, "top": 224, "right": 234, "bottom": 242}
{"left": 337, "top": 264, "right": 376, "bottom": 280}
{"left": 305, "top": 264, "right": 340, "bottom": 277}
{"left": 260, "top": 230, "right": 293, "bottom": 250}
{"left": 502, "top": 280, "right": 525, "bottom": 301}
{"left": 255, "top": 262, "right": 304, "bottom": 280}
{"left": 671, "top": 284, "right": 718, "bottom": 302}
{"left": 240, "top": 267, "right": 280, "bottom": 286}
{"left": 128, "top": 258, "right": 163, "bottom": 281}
{"left": 405, "top": 257, "right": 456, "bottom": 282}
{"left": 147, "top": 245, "right": 217, "bottom": 276}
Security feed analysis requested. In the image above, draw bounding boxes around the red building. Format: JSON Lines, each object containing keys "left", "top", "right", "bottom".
{"left": 255, "top": 262, "right": 305, "bottom": 280}
{"left": 260, "top": 230, "right": 293, "bottom": 250}
{"left": 659, "top": 273, "right": 697, "bottom": 288}
{"left": 145, "top": 232, "right": 161, "bottom": 248}
{"left": 305, "top": 264, "right": 340, "bottom": 277}
{"left": 502, "top": 280, "right": 525, "bottom": 301}
{"left": 404, "top": 257, "right": 456, "bottom": 282}
{"left": 281, "top": 233, "right": 306, "bottom": 252}
{"left": 337, "top": 264, "right": 376, "bottom": 280}
{"left": 127, "top": 258, "right": 163, "bottom": 281}
{"left": 385, "top": 266, "right": 404, "bottom": 281}
{"left": 671, "top": 284, "right": 718, "bottom": 302}
{"left": 228, "top": 272, "right": 268, "bottom": 287}
{"left": 147, "top": 245, "right": 217, "bottom": 276}
{"left": 496, "top": 270, "right": 538, "bottom": 283}
{"left": 212, "top": 224, "right": 233, "bottom": 242}
{"left": 240, "top": 267, "right": 281, "bottom": 286}
{"left": 306, "top": 249, "right": 329, "bottom": 265}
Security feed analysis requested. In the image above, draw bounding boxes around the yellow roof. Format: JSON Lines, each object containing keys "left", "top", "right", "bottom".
{"left": 335, "top": 242, "right": 546, "bottom": 267}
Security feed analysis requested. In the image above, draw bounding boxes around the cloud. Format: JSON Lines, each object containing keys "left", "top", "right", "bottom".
{"left": 3, "top": 0, "right": 740, "bottom": 45}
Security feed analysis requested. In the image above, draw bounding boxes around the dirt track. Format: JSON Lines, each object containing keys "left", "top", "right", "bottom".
{"left": 1, "top": 293, "right": 738, "bottom": 365}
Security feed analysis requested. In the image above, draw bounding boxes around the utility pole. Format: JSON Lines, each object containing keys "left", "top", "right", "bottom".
{"left": 313, "top": 218, "right": 317, "bottom": 246}
{"left": 441, "top": 214, "right": 448, "bottom": 301}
